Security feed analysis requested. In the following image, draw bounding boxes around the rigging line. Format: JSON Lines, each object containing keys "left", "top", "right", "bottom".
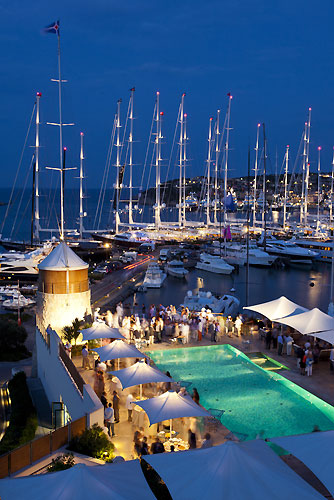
{"left": 10, "top": 154, "right": 35, "bottom": 239}
{"left": 140, "top": 144, "right": 156, "bottom": 223}
{"left": 94, "top": 114, "right": 117, "bottom": 229}
{"left": 45, "top": 176, "right": 60, "bottom": 230}
{"left": 139, "top": 102, "right": 156, "bottom": 193}
{"left": 94, "top": 115, "right": 115, "bottom": 228}
{"left": 1, "top": 102, "right": 36, "bottom": 236}
{"left": 162, "top": 102, "right": 181, "bottom": 204}
{"left": 287, "top": 129, "right": 304, "bottom": 193}
{"left": 13, "top": 190, "right": 33, "bottom": 239}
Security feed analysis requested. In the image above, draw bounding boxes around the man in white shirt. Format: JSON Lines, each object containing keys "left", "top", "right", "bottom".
{"left": 126, "top": 393, "right": 134, "bottom": 421}
{"left": 285, "top": 334, "right": 293, "bottom": 356}
{"left": 81, "top": 344, "right": 91, "bottom": 370}
{"left": 104, "top": 403, "right": 115, "bottom": 437}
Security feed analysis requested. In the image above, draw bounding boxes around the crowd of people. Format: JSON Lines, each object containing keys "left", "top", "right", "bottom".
{"left": 104, "top": 301, "right": 245, "bottom": 345}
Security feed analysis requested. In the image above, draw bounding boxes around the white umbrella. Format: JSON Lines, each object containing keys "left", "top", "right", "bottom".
{"left": 108, "top": 360, "right": 173, "bottom": 397}
{"left": 144, "top": 439, "right": 323, "bottom": 500}
{"left": 134, "top": 390, "right": 210, "bottom": 432}
{"left": 80, "top": 321, "right": 125, "bottom": 341}
{"left": 275, "top": 307, "right": 334, "bottom": 334}
{"left": 0, "top": 460, "right": 156, "bottom": 500}
{"left": 244, "top": 296, "right": 308, "bottom": 321}
{"left": 94, "top": 340, "right": 145, "bottom": 363}
{"left": 272, "top": 431, "right": 334, "bottom": 497}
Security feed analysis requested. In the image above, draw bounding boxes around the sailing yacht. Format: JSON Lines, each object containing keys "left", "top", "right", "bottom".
{"left": 196, "top": 253, "right": 234, "bottom": 274}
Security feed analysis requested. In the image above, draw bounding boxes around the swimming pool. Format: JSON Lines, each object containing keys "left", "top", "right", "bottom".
{"left": 147, "top": 345, "right": 334, "bottom": 441}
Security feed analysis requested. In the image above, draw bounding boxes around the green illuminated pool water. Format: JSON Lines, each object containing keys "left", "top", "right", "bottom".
{"left": 147, "top": 345, "right": 334, "bottom": 440}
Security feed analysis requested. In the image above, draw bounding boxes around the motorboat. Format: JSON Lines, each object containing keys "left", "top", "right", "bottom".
{"left": 143, "top": 261, "right": 166, "bottom": 288}
{"left": 196, "top": 253, "right": 234, "bottom": 275}
{"left": 166, "top": 260, "right": 189, "bottom": 279}
{"left": 261, "top": 236, "right": 319, "bottom": 266}
{"left": 182, "top": 290, "right": 240, "bottom": 315}
{"left": 211, "top": 242, "right": 276, "bottom": 267}
{"left": 2, "top": 294, "right": 36, "bottom": 310}
{"left": 0, "top": 245, "right": 52, "bottom": 281}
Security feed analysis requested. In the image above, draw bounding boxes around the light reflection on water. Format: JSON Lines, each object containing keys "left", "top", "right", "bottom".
{"left": 127, "top": 261, "right": 332, "bottom": 311}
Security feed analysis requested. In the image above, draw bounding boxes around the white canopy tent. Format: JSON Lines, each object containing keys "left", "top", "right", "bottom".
{"left": 134, "top": 390, "right": 211, "bottom": 431}
{"left": 275, "top": 307, "right": 334, "bottom": 335}
{"left": 145, "top": 439, "right": 323, "bottom": 500}
{"left": 310, "top": 330, "right": 334, "bottom": 344}
{"left": 81, "top": 322, "right": 125, "bottom": 341}
{"left": 272, "top": 431, "right": 334, "bottom": 497}
{"left": 0, "top": 460, "right": 156, "bottom": 500}
{"left": 94, "top": 340, "right": 146, "bottom": 363}
{"left": 108, "top": 360, "right": 173, "bottom": 397}
{"left": 244, "top": 296, "right": 308, "bottom": 322}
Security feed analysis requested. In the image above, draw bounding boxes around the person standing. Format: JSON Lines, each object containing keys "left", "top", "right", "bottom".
{"left": 271, "top": 327, "right": 278, "bottom": 350}
{"left": 140, "top": 436, "right": 149, "bottom": 456}
{"left": 126, "top": 393, "right": 134, "bottom": 421}
{"left": 82, "top": 344, "right": 91, "bottom": 370}
{"left": 104, "top": 403, "right": 115, "bottom": 437}
{"left": 285, "top": 334, "right": 293, "bottom": 356}
{"left": 277, "top": 333, "right": 284, "bottom": 356}
{"left": 265, "top": 329, "right": 272, "bottom": 350}
{"left": 113, "top": 390, "right": 120, "bottom": 423}
{"left": 306, "top": 351, "right": 314, "bottom": 376}
{"left": 208, "top": 322, "right": 216, "bottom": 342}
{"left": 188, "top": 429, "right": 197, "bottom": 449}
{"left": 100, "top": 391, "right": 108, "bottom": 408}
{"left": 150, "top": 437, "right": 165, "bottom": 454}
{"left": 65, "top": 342, "right": 72, "bottom": 359}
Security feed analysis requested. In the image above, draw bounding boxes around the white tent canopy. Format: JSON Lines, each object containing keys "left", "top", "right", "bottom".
{"left": 272, "top": 431, "right": 334, "bottom": 497}
{"left": 310, "top": 330, "right": 334, "bottom": 344}
{"left": 145, "top": 439, "right": 323, "bottom": 500}
{"left": 94, "top": 340, "right": 145, "bottom": 362}
{"left": 108, "top": 360, "right": 173, "bottom": 390}
{"left": 81, "top": 322, "right": 125, "bottom": 341}
{"left": 244, "top": 296, "right": 308, "bottom": 322}
{"left": 134, "top": 390, "right": 211, "bottom": 426}
{"left": 275, "top": 307, "right": 334, "bottom": 334}
{"left": 0, "top": 460, "right": 156, "bottom": 500}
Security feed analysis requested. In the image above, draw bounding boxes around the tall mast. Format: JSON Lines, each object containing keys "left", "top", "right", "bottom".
{"left": 330, "top": 148, "right": 334, "bottom": 223}
{"left": 206, "top": 117, "right": 213, "bottom": 226}
{"left": 304, "top": 107, "right": 312, "bottom": 226}
{"left": 317, "top": 146, "right": 321, "bottom": 232}
{"left": 115, "top": 99, "right": 122, "bottom": 234}
{"left": 262, "top": 123, "right": 267, "bottom": 250}
{"left": 128, "top": 88, "right": 135, "bottom": 225}
{"left": 154, "top": 92, "right": 162, "bottom": 229}
{"left": 253, "top": 123, "right": 260, "bottom": 224}
{"left": 34, "top": 92, "right": 41, "bottom": 241}
{"left": 46, "top": 22, "right": 74, "bottom": 240}
{"left": 283, "top": 145, "right": 289, "bottom": 229}
{"left": 223, "top": 94, "right": 232, "bottom": 227}
{"left": 300, "top": 121, "right": 307, "bottom": 223}
{"left": 178, "top": 93, "right": 185, "bottom": 227}
{"left": 213, "top": 110, "right": 221, "bottom": 224}
{"left": 79, "top": 132, "right": 84, "bottom": 239}
{"left": 182, "top": 112, "right": 187, "bottom": 225}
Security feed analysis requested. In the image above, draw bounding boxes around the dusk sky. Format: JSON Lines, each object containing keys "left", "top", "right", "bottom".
{"left": 0, "top": 0, "right": 333, "bottom": 190}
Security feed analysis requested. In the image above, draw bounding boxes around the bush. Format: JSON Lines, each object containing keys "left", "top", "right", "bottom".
{"left": 0, "top": 372, "right": 37, "bottom": 454}
{"left": 0, "top": 318, "right": 30, "bottom": 361}
{"left": 68, "top": 424, "right": 114, "bottom": 462}
{"left": 47, "top": 453, "right": 75, "bottom": 473}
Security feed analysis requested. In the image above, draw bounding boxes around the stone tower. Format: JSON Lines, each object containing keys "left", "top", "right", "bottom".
{"left": 36, "top": 242, "right": 91, "bottom": 333}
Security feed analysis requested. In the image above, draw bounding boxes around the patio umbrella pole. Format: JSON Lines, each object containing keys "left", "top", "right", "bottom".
{"left": 170, "top": 419, "right": 172, "bottom": 435}
{"left": 140, "top": 384, "right": 142, "bottom": 399}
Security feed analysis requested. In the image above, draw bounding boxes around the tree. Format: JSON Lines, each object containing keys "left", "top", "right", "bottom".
{"left": 62, "top": 318, "right": 82, "bottom": 345}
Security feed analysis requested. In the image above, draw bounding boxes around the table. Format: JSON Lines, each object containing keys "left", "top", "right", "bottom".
{"left": 163, "top": 438, "right": 189, "bottom": 452}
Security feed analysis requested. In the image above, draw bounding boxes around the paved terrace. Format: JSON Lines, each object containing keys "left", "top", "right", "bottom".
{"left": 73, "top": 328, "right": 334, "bottom": 462}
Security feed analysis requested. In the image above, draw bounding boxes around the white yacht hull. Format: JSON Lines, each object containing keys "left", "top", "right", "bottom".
{"left": 196, "top": 262, "right": 233, "bottom": 275}
{"left": 167, "top": 269, "right": 189, "bottom": 278}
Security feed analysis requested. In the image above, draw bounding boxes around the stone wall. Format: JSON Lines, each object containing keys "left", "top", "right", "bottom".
{"left": 36, "top": 290, "right": 91, "bottom": 334}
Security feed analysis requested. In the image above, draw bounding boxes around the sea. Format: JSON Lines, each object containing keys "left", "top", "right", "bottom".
{"left": 0, "top": 187, "right": 332, "bottom": 314}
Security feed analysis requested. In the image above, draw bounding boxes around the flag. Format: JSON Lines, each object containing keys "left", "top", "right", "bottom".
{"left": 44, "top": 20, "right": 60, "bottom": 35}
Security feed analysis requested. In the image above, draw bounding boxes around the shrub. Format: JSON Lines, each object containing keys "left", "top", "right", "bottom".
{"left": 0, "top": 372, "right": 37, "bottom": 454}
{"left": 68, "top": 424, "right": 114, "bottom": 462}
{"left": 0, "top": 319, "right": 30, "bottom": 361}
{"left": 47, "top": 453, "right": 75, "bottom": 473}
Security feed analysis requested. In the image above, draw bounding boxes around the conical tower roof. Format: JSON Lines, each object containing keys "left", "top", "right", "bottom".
{"left": 38, "top": 242, "right": 88, "bottom": 271}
